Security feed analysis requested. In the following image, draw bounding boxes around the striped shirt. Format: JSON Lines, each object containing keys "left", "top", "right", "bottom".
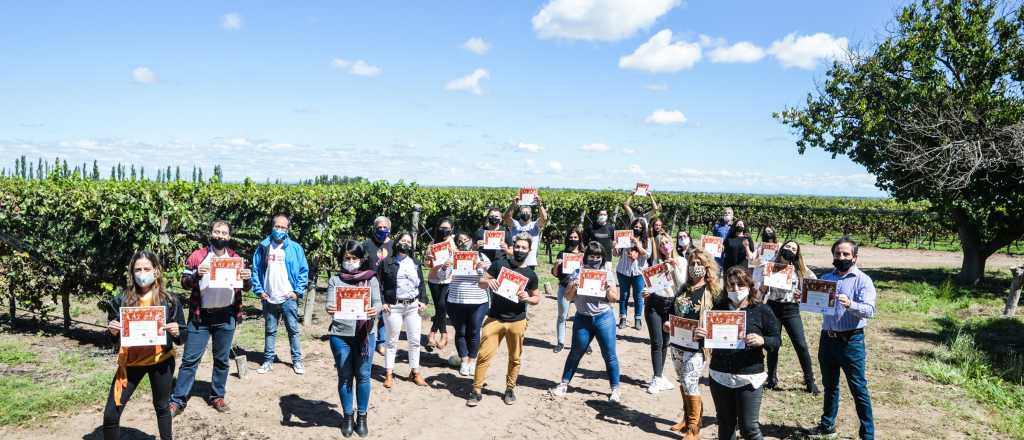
{"left": 820, "top": 265, "right": 876, "bottom": 332}
{"left": 447, "top": 253, "right": 491, "bottom": 305}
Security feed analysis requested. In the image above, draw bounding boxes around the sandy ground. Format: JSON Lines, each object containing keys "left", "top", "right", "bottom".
{"left": 3, "top": 245, "right": 1021, "bottom": 440}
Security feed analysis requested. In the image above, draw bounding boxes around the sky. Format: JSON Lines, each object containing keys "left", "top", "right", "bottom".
{"left": 0, "top": 1, "right": 910, "bottom": 197}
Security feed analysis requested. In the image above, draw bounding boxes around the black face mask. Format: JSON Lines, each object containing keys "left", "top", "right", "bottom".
{"left": 779, "top": 248, "right": 797, "bottom": 262}
{"left": 633, "top": 228, "right": 643, "bottom": 236}
{"left": 210, "top": 237, "right": 229, "bottom": 250}
{"left": 567, "top": 239, "right": 580, "bottom": 248}
{"left": 396, "top": 242, "right": 413, "bottom": 254}
{"left": 735, "top": 226, "right": 746, "bottom": 233}
{"left": 584, "top": 257, "right": 603, "bottom": 269}
{"left": 513, "top": 250, "right": 528, "bottom": 263}
{"left": 438, "top": 228, "right": 452, "bottom": 238}
{"left": 764, "top": 233, "right": 776, "bottom": 241}
{"left": 517, "top": 212, "right": 531, "bottom": 223}
{"left": 487, "top": 216, "right": 501, "bottom": 226}
{"left": 833, "top": 258, "right": 854, "bottom": 272}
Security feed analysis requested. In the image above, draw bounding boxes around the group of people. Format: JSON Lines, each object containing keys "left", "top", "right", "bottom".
{"left": 100, "top": 197, "right": 877, "bottom": 440}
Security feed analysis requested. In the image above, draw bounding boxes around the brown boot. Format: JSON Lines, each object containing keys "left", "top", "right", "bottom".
{"left": 412, "top": 370, "right": 428, "bottom": 386}
{"left": 670, "top": 387, "right": 688, "bottom": 432}
{"left": 683, "top": 395, "right": 703, "bottom": 440}
{"left": 383, "top": 370, "right": 394, "bottom": 389}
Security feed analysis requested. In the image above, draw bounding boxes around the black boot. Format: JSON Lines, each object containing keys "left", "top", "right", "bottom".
{"left": 341, "top": 413, "right": 354, "bottom": 437}
{"left": 804, "top": 375, "right": 821, "bottom": 395}
{"left": 355, "top": 412, "right": 368, "bottom": 437}
{"left": 765, "top": 375, "right": 778, "bottom": 390}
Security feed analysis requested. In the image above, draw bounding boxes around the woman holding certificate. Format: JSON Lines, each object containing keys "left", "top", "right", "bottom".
{"left": 103, "top": 251, "right": 184, "bottom": 440}
{"left": 552, "top": 226, "right": 586, "bottom": 353}
{"left": 642, "top": 234, "right": 688, "bottom": 394}
{"left": 705, "top": 267, "right": 781, "bottom": 440}
{"left": 425, "top": 218, "right": 455, "bottom": 353}
{"left": 378, "top": 231, "right": 429, "bottom": 388}
{"left": 550, "top": 242, "right": 622, "bottom": 402}
{"left": 445, "top": 232, "right": 492, "bottom": 376}
{"left": 615, "top": 217, "right": 650, "bottom": 330}
{"left": 325, "top": 240, "right": 382, "bottom": 438}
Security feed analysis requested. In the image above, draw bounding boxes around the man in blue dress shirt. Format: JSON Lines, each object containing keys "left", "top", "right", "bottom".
{"left": 805, "top": 237, "right": 876, "bottom": 440}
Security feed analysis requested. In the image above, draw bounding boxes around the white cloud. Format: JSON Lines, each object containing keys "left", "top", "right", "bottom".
{"left": 532, "top": 0, "right": 681, "bottom": 41}
{"left": 445, "top": 68, "right": 489, "bottom": 95}
{"left": 619, "top": 29, "right": 701, "bottom": 74}
{"left": 515, "top": 142, "right": 543, "bottom": 153}
{"left": 645, "top": 109, "right": 687, "bottom": 125}
{"left": 132, "top": 67, "right": 156, "bottom": 84}
{"left": 222, "top": 13, "right": 242, "bottom": 31}
{"left": 622, "top": 148, "right": 636, "bottom": 154}
{"left": 698, "top": 34, "right": 726, "bottom": 48}
{"left": 462, "top": 37, "right": 490, "bottom": 55}
{"left": 645, "top": 83, "right": 669, "bottom": 92}
{"left": 580, "top": 143, "right": 610, "bottom": 152}
{"left": 710, "top": 41, "right": 766, "bottom": 63}
{"left": 548, "top": 161, "right": 564, "bottom": 172}
{"left": 331, "top": 58, "right": 382, "bottom": 77}
{"left": 768, "top": 32, "right": 848, "bottom": 69}
{"left": 628, "top": 164, "right": 645, "bottom": 175}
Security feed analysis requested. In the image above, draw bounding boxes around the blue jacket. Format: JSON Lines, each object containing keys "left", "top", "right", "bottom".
{"left": 251, "top": 236, "right": 309, "bottom": 298}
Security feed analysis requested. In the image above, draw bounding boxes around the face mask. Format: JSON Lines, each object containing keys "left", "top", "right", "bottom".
{"left": 597, "top": 215, "right": 608, "bottom": 224}
{"left": 633, "top": 228, "right": 644, "bottom": 236}
{"left": 210, "top": 237, "right": 229, "bottom": 250}
{"left": 728, "top": 287, "right": 749, "bottom": 305}
{"left": 438, "top": 228, "right": 452, "bottom": 238}
{"left": 584, "top": 257, "right": 603, "bottom": 269}
{"left": 271, "top": 230, "right": 288, "bottom": 241}
{"left": 458, "top": 241, "right": 473, "bottom": 251}
{"left": 567, "top": 239, "right": 580, "bottom": 248}
{"left": 735, "top": 226, "right": 746, "bottom": 233}
{"left": 723, "top": 215, "right": 733, "bottom": 223}
{"left": 134, "top": 272, "right": 156, "bottom": 288}
{"left": 374, "top": 228, "right": 390, "bottom": 242}
{"left": 342, "top": 261, "right": 361, "bottom": 272}
{"left": 517, "top": 212, "right": 531, "bottom": 223}
{"left": 678, "top": 237, "right": 690, "bottom": 247}
{"left": 660, "top": 243, "right": 673, "bottom": 255}
{"left": 487, "top": 216, "right": 501, "bottom": 226}
{"left": 779, "top": 248, "right": 797, "bottom": 262}
{"left": 688, "top": 265, "right": 706, "bottom": 281}
{"left": 764, "top": 232, "right": 776, "bottom": 241}
{"left": 513, "top": 250, "right": 528, "bottom": 263}
{"left": 396, "top": 242, "right": 412, "bottom": 254}
{"left": 833, "top": 258, "right": 855, "bottom": 272}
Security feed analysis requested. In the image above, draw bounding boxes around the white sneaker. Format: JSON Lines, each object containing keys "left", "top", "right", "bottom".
{"left": 292, "top": 361, "right": 305, "bottom": 375}
{"left": 550, "top": 382, "right": 568, "bottom": 396}
{"left": 657, "top": 376, "right": 675, "bottom": 391}
{"left": 609, "top": 387, "right": 622, "bottom": 403}
{"left": 257, "top": 362, "right": 273, "bottom": 374}
{"left": 468, "top": 360, "right": 477, "bottom": 376}
{"left": 459, "top": 363, "right": 471, "bottom": 376}
{"left": 648, "top": 376, "right": 673, "bottom": 394}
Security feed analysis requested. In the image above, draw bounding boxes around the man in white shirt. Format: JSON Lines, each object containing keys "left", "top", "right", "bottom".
{"left": 251, "top": 214, "right": 310, "bottom": 375}
{"left": 504, "top": 193, "right": 548, "bottom": 270}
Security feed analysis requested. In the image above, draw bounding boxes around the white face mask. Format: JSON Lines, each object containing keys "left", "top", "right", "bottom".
{"left": 728, "top": 287, "right": 749, "bottom": 305}
{"left": 343, "top": 261, "right": 361, "bottom": 272}
{"left": 678, "top": 237, "right": 690, "bottom": 247}
{"left": 134, "top": 272, "right": 156, "bottom": 288}
{"left": 597, "top": 215, "right": 608, "bottom": 224}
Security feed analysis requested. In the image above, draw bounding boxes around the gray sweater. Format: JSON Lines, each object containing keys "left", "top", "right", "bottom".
{"left": 325, "top": 275, "right": 383, "bottom": 337}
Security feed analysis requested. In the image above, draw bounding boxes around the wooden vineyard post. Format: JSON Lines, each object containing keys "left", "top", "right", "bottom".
{"left": 1004, "top": 265, "right": 1023, "bottom": 317}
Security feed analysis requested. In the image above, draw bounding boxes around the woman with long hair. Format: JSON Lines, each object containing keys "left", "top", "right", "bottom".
{"left": 552, "top": 226, "right": 586, "bottom": 352}
{"left": 445, "top": 232, "right": 492, "bottom": 376}
{"left": 378, "top": 231, "right": 428, "bottom": 388}
{"left": 426, "top": 217, "right": 455, "bottom": 352}
{"left": 103, "top": 251, "right": 184, "bottom": 440}
{"left": 615, "top": 217, "right": 650, "bottom": 330}
{"left": 642, "top": 233, "right": 688, "bottom": 394}
{"left": 722, "top": 218, "right": 756, "bottom": 271}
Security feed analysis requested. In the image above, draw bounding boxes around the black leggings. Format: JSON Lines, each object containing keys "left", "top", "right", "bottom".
{"left": 710, "top": 378, "right": 764, "bottom": 440}
{"left": 447, "top": 302, "right": 488, "bottom": 359}
{"left": 644, "top": 295, "right": 672, "bottom": 377}
{"left": 428, "top": 282, "right": 450, "bottom": 333}
{"left": 766, "top": 301, "right": 815, "bottom": 383}
{"left": 103, "top": 358, "right": 176, "bottom": 440}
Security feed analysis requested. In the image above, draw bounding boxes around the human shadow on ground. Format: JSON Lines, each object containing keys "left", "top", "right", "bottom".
{"left": 82, "top": 426, "right": 154, "bottom": 439}
{"left": 583, "top": 399, "right": 679, "bottom": 439}
{"left": 278, "top": 393, "right": 343, "bottom": 428}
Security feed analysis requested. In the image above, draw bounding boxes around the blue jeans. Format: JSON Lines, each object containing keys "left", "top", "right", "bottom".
{"left": 819, "top": 332, "right": 874, "bottom": 440}
{"left": 170, "top": 314, "right": 236, "bottom": 406}
{"left": 329, "top": 334, "right": 376, "bottom": 416}
{"left": 555, "top": 285, "right": 570, "bottom": 345}
{"left": 560, "top": 310, "right": 620, "bottom": 387}
{"left": 447, "top": 302, "right": 489, "bottom": 359}
{"left": 263, "top": 299, "right": 302, "bottom": 364}
{"left": 616, "top": 273, "right": 645, "bottom": 322}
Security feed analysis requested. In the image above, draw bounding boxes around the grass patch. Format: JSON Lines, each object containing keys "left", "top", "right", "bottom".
{"left": 0, "top": 342, "right": 39, "bottom": 365}
{"left": 0, "top": 348, "right": 116, "bottom": 426}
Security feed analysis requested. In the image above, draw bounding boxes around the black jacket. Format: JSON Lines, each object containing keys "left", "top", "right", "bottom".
{"left": 378, "top": 255, "right": 428, "bottom": 305}
{"left": 708, "top": 301, "right": 781, "bottom": 375}
{"left": 106, "top": 291, "right": 186, "bottom": 349}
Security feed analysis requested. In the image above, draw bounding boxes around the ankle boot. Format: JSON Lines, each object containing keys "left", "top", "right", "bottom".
{"left": 670, "top": 387, "right": 688, "bottom": 432}
{"left": 341, "top": 413, "right": 354, "bottom": 437}
{"left": 683, "top": 394, "right": 703, "bottom": 440}
{"left": 383, "top": 371, "right": 394, "bottom": 388}
{"left": 354, "top": 412, "right": 369, "bottom": 437}
{"left": 804, "top": 375, "right": 821, "bottom": 395}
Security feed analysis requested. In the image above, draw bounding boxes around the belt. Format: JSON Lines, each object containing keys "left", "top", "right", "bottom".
{"left": 396, "top": 298, "right": 418, "bottom": 305}
{"left": 823, "top": 328, "right": 863, "bottom": 339}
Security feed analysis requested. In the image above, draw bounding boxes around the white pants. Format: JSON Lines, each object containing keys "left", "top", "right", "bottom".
{"left": 384, "top": 301, "right": 422, "bottom": 370}
{"left": 670, "top": 347, "right": 705, "bottom": 396}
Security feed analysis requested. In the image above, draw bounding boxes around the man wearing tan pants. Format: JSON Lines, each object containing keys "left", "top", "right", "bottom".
{"left": 467, "top": 233, "right": 541, "bottom": 407}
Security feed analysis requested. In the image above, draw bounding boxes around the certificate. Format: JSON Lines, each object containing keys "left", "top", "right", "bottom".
{"left": 452, "top": 251, "right": 479, "bottom": 276}
{"left": 430, "top": 242, "right": 453, "bottom": 267}
{"left": 518, "top": 188, "right": 538, "bottom": 206}
{"left": 701, "top": 236, "right": 723, "bottom": 258}
{"left": 209, "top": 257, "right": 244, "bottom": 289}
{"left": 483, "top": 230, "right": 505, "bottom": 250}
{"left": 760, "top": 243, "right": 780, "bottom": 263}
{"left": 642, "top": 263, "right": 673, "bottom": 292}
{"left": 669, "top": 315, "right": 699, "bottom": 350}
{"left": 614, "top": 230, "right": 633, "bottom": 249}
{"left": 577, "top": 268, "right": 607, "bottom": 297}
{"left": 334, "top": 286, "right": 370, "bottom": 320}
{"left": 801, "top": 279, "right": 837, "bottom": 315}
{"left": 762, "top": 263, "right": 795, "bottom": 290}
{"left": 494, "top": 267, "right": 528, "bottom": 303}
{"left": 705, "top": 310, "right": 746, "bottom": 349}
{"left": 561, "top": 253, "right": 583, "bottom": 275}
{"left": 119, "top": 306, "right": 166, "bottom": 347}
{"left": 634, "top": 182, "right": 651, "bottom": 196}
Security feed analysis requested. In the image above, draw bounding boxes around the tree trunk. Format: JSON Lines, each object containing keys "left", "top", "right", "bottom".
{"left": 1005, "top": 266, "right": 1024, "bottom": 317}
{"left": 302, "top": 269, "right": 318, "bottom": 328}
{"left": 61, "top": 290, "right": 71, "bottom": 330}
{"left": 954, "top": 209, "right": 989, "bottom": 286}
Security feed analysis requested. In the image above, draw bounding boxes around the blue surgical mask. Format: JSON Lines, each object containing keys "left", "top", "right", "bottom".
{"left": 134, "top": 272, "right": 156, "bottom": 288}
{"left": 374, "top": 228, "right": 390, "bottom": 242}
{"left": 271, "top": 230, "right": 288, "bottom": 241}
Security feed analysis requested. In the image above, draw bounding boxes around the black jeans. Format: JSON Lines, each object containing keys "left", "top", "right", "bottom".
{"left": 766, "top": 301, "right": 815, "bottom": 383}
{"left": 644, "top": 295, "right": 672, "bottom": 377}
{"left": 447, "top": 302, "right": 489, "bottom": 358}
{"left": 710, "top": 378, "right": 764, "bottom": 440}
{"left": 428, "top": 282, "right": 450, "bottom": 334}
{"left": 103, "top": 358, "right": 176, "bottom": 440}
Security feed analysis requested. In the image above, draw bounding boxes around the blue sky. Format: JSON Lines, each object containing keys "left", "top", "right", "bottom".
{"left": 0, "top": 1, "right": 907, "bottom": 196}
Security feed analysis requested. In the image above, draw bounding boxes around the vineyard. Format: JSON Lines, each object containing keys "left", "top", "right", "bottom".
{"left": 0, "top": 175, "right": 966, "bottom": 328}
